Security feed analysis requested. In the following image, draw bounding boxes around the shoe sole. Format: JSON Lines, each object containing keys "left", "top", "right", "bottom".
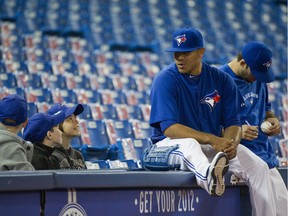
{"left": 209, "top": 154, "right": 229, "bottom": 196}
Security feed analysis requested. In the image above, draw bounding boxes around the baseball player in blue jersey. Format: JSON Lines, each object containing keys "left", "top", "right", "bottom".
{"left": 220, "top": 41, "right": 287, "bottom": 216}
{"left": 149, "top": 27, "right": 277, "bottom": 216}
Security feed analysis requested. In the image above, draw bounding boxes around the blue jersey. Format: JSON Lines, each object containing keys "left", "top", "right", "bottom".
{"left": 219, "top": 64, "right": 278, "bottom": 168}
{"left": 149, "top": 62, "right": 244, "bottom": 144}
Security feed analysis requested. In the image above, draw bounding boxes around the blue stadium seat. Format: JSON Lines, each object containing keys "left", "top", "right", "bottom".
{"left": 27, "top": 102, "right": 39, "bottom": 118}
{"left": 104, "top": 119, "right": 134, "bottom": 145}
{"left": 51, "top": 89, "right": 78, "bottom": 104}
{"left": 116, "top": 138, "right": 151, "bottom": 161}
{"left": 0, "top": 87, "right": 26, "bottom": 99}
{"left": 16, "top": 72, "right": 43, "bottom": 89}
{"left": 130, "top": 119, "right": 152, "bottom": 139}
{"left": 78, "top": 104, "right": 93, "bottom": 120}
{"left": 79, "top": 119, "right": 110, "bottom": 148}
{"left": 42, "top": 74, "right": 67, "bottom": 89}
{"left": 66, "top": 74, "right": 92, "bottom": 90}
{"left": 76, "top": 89, "right": 102, "bottom": 104}
{"left": 0, "top": 73, "right": 17, "bottom": 88}
{"left": 26, "top": 87, "right": 53, "bottom": 103}
{"left": 100, "top": 104, "right": 118, "bottom": 120}
{"left": 99, "top": 89, "right": 126, "bottom": 105}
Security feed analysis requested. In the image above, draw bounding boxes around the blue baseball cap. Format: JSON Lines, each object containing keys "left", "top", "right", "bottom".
{"left": 47, "top": 103, "right": 84, "bottom": 118}
{"left": 23, "top": 111, "right": 66, "bottom": 143}
{"left": 242, "top": 41, "right": 275, "bottom": 83}
{"left": 0, "top": 94, "right": 28, "bottom": 126}
{"left": 166, "top": 27, "right": 204, "bottom": 52}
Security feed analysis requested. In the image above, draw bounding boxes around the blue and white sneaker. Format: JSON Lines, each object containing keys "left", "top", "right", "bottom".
{"left": 207, "top": 152, "right": 229, "bottom": 196}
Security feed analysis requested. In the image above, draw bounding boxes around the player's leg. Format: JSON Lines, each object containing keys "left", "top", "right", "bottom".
{"left": 229, "top": 144, "right": 276, "bottom": 216}
{"left": 269, "top": 168, "right": 288, "bottom": 216}
{"left": 155, "top": 138, "right": 228, "bottom": 196}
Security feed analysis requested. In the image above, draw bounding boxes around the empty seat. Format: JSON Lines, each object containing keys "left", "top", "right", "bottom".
{"left": 116, "top": 138, "right": 151, "bottom": 161}
{"left": 99, "top": 89, "right": 126, "bottom": 105}
{"left": 51, "top": 89, "right": 78, "bottom": 104}
{"left": 79, "top": 119, "right": 110, "bottom": 148}
{"left": 115, "top": 104, "right": 143, "bottom": 120}
{"left": 100, "top": 104, "right": 118, "bottom": 120}
{"left": 0, "top": 87, "right": 26, "bottom": 99}
{"left": 139, "top": 104, "right": 151, "bottom": 122}
{"left": 0, "top": 73, "right": 17, "bottom": 88}
{"left": 124, "top": 90, "right": 149, "bottom": 106}
{"left": 16, "top": 72, "right": 43, "bottom": 89}
{"left": 26, "top": 87, "right": 53, "bottom": 103}
{"left": 130, "top": 119, "right": 152, "bottom": 139}
{"left": 104, "top": 119, "right": 134, "bottom": 145}
{"left": 66, "top": 74, "right": 92, "bottom": 90}
{"left": 27, "top": 102, "right": 39, "bottom": 118}
{"left": 76, "top": 89, "right": 102, "bottom": 104}
{"left": 78, "top": 104, "right": 93, "bottom": 120}
{"left": 42, "top": 74, "right": 67, "bottom": 89}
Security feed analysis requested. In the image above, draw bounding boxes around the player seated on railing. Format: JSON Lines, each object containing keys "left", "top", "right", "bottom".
{"left": 144, "top": 27, "right": 282, "bottom": 216}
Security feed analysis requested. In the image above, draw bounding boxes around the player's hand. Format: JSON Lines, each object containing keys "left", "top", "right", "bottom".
{"left": 223, "top": 139, "right": 238, "bottom": 160}
{"left": 210, "top": 136, "right": 234, "bottom": 152}
{"left": 242, "top": 124, "right": 258, "bottom": 140}
{"left": 265, "top": 118, "right": 281, "bottom": 136}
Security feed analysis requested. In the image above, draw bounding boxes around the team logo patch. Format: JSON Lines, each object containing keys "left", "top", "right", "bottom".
{"left": 174, "top": 34, "right": 187, "bottom": 46}
{"left": 200, "top": 90, "right": 221, "bottom": 112}
{"left": 263, "top": 60, "right": 272, "bottom": 70}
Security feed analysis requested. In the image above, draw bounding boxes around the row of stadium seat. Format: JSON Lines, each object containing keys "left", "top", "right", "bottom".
{"left": 0, "top": 0, "right": 286, "bottom": 78}
{"left": 0, "top": 71, "right": 153, "bottom": 91}
{"left": 0, "top": 86, "right": 150, "bottom": 107}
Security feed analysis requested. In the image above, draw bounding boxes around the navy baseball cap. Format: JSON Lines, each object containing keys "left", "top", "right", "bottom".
{"left": 0, "top": 94, "right": 28, "bottom": 126}
{"left": 242, "top": 41, "right": 275, "bottom": 83}
{"left": 166, "top": 27, "right": 204, "bottom": 52}
{"left": 23, "top": 111, "right": 66, "bottom": 143}
{"left": 47, "top": 103, "right": 84, "bottom": 118}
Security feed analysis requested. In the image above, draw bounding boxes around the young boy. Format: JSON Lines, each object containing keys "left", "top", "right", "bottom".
{"left": 0, "top": 94, "right": 35, "bottom": 170}
{"left": 47, "top": 103, "right": 86, "bottom": 169}
{"left": 23, "top": 111, "right": 66, "bottom": 170}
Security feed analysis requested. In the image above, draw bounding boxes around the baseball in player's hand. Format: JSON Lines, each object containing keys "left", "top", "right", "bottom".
{"left": 264, "top": 118, "right": 281, "bottom": 136}
{"left": 242, "top": 124, "right": 259, "bottom": 141}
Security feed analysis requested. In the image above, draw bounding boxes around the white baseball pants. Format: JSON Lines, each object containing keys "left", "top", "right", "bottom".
{"left": 155, "top": 137, "right": 278, "bottom": 216}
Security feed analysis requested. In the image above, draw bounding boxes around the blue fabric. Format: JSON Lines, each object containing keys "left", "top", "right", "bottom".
{"left": 220, "top": 63, "right": 278, "bottom": 168}
{"left": 149, "top": 62, "right": 243, "bottom": 144}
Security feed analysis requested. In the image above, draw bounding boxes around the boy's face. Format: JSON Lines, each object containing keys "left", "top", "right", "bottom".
{"left": 62, "top": 114, "right": 81, "bottom": 137}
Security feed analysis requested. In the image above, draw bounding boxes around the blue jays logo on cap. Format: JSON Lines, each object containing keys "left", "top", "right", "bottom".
{"left": 200, "top": 90, "right": 221, "bottom": 112}
{"left": 175, "top": 34, "right": 187, "bottom": 46}
{"left": 242, "top": 41, "right": 275, "bottom": 83}
{"left": 166, "top": 27, "right": 204, "bottom": 52}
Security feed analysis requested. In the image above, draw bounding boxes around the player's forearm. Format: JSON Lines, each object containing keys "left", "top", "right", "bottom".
{"left": 164, "top": 123, "right": 216, "bottom": 144}
{"left": 223, "top": 125, "right": 242, "bottom": 145}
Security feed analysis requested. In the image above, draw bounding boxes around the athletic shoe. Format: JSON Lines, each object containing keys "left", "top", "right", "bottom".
{"left": 207, "top": 152, "right": 229, "bottom": 196}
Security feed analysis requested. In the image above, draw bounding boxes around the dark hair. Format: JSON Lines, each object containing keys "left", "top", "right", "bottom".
{"left": 236, "top": 53, "right": 243, "bottom": 62}
{"left": 59, "top": 122, "right": 64, "bottom": 133}
{"left": 1, "top": 118, "right": 18, "bottom": 126}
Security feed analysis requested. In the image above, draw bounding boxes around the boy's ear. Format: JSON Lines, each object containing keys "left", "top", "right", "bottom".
{"left": 239, "top": 59, "right": 247, "bottom": 68}
{"left": 46, "top": 130, "right": 52, "bottom": 140}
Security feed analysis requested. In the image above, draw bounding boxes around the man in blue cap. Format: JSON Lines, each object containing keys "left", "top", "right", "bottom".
{"left": 146, "top": 27, "right": 277, "bottom": 216}
{"left": 0, "top": 94, "right": 35, "bottom": 170}
{"left": 47, "top": 103, "right": 86, "bottom": 169}
{"left": 220, "top": 41, "right": 287, "bottom": 216}
{"left": 23, "top": 111, "right": 66, "bottom": 170}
